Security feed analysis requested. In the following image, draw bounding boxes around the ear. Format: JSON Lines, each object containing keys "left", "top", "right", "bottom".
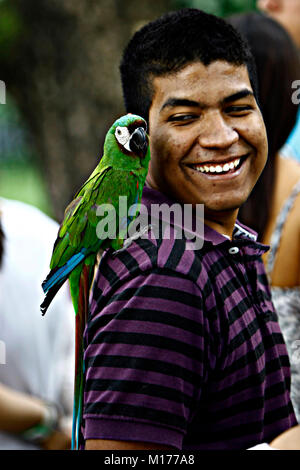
{"left": 257, "top": 0, "right": 282, "bottom": 13}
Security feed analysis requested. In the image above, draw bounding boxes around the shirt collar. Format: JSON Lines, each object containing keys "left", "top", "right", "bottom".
{"left": 141, "top": 186, "right": 268, "bottom": 252}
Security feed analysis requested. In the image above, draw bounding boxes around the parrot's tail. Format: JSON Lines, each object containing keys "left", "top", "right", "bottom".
{"left": 72, "top": 262, "right": 92, "bottom": 450}
{"left": 40, "top": 278, "right": 66, "bottom": 315}
{"left": 40, "top": 250, "right": 87, "bottom": 315}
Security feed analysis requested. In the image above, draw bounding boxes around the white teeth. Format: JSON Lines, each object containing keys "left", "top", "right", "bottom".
{"left": 193, "top": 157, "right": 242, "bottom": 174}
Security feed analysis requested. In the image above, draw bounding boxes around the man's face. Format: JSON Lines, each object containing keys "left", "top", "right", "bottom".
{"left": 147, "top": 60, "right": 268, "bottom": 221}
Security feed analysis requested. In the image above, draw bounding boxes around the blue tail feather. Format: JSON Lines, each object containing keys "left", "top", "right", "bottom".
{"left": 40, "top": 249, "right": 88, "bottom": 315}
{"left": 42, "top": 250, "right": 86, "bottom": 293}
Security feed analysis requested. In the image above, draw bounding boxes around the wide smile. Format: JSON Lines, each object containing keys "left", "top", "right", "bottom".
{"left": 187, "top": 154, "right": 250, "bottom": 180}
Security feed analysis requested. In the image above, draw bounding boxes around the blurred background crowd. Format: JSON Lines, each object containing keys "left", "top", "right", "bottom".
{"left": 0, "top": 0, "right": 299, "bottom": 450}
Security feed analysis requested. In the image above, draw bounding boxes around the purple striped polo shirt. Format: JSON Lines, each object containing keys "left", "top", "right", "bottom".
{"left": 82, "top": 186, "right": 296, "bottom": 450}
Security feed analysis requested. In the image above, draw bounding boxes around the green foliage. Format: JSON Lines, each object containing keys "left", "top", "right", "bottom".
{"left": 0, "top": 1, "right": 23, "bottom": 60}
{"left": 0, "top": 96, "right": 52, "bottom": 216}
{"left": 172, "top": 0, "right": 257, "bottom": 16}
{"left": 173, "top": 0, "right": 222, "bottom": 15}
{"left": 0, "top": 161, "right": 53, "bottom": 216}
{"left": 223, "top": 0, "right": 257, "bottom": 16}
{"left": 0, "top": 96, "right": 32, "bottom": 163}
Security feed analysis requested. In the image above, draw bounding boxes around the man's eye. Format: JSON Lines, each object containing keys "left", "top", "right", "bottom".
{"left": 225, "top": 105, "right": 252, "bottom": 114}
{"left": 168, "top": 115, "right": 197, "bottom": 123}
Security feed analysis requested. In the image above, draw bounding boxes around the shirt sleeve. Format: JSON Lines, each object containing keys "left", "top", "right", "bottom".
{"left": 83, "top": 262, "right": 207, "bottom": 449}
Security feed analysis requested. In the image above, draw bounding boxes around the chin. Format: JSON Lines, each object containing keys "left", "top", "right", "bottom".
{"left": 205, "top": 200, "right": 245, "bottom": 213}
{"left": 212, "top": 192, "right": 252, "bottom": 212}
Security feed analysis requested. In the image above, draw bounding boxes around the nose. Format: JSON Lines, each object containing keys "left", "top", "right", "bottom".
{"left": 197, "top": 111, "right": 239, "bottom": 149}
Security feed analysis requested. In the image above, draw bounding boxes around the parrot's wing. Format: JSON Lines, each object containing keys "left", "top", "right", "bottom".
{"left": 77, "top": 167, "right": 142, "bottom": 249}
{"left": 49, "top": 167, "right": 141, "bottom": 271}
{"left": 49, "top": 167, "right": 111, "bottom": 270}
{"left": 41, "top": 166, "right": 141, "bottom": 315}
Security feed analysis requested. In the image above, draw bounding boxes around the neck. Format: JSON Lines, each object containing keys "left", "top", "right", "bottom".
{"left": 144, "top": 179, "right": 239, "bottom": 239}
{"left": 204, "top": 209, "right": 239, "bottom": 240}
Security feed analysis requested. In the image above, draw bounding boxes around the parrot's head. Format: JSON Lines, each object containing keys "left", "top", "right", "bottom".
{"left": 104, "top": 113, "right": 150, "bottom": 171}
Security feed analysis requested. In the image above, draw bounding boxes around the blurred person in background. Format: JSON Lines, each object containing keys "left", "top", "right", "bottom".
{"left": 0, "top": 198, "right": 74, "bottom": 449}
{"left": 228, "top": 12, "right": 300, "bottom": 423}
{"left": 0, "top": 382, "right": 69, "bottom": 450}
{"left": 257, "top": 0, "right": 300, "bottom": 45}
{"left": 257, "top": 0, "right": 300, "bottom": 162}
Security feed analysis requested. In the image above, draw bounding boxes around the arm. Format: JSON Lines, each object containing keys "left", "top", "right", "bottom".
{"left": 0, "top": 382, "right": 71, "bottom": 449}
{"left": 0, "top": 382, "right": 45, "bottom": 433}
{"left": 269, "top": 425, "right": 300, "bottom": 450}
{"left": 86, "top": 439, "right": 172, "bottom": 450}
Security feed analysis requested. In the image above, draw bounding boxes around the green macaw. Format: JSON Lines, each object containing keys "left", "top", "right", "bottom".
{"left": 40, "top": 113, "right": 150, "bottom": 449}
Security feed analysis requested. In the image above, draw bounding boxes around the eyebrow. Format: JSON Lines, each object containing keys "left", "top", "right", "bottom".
{"left": 160, "top": 98, "right": 199, "bottom": 112}
{"left": 222, "top": 89, "right": 254, "bottom": 104}
{"left": 160, "top": 89, "right": 254, "bottom": 112}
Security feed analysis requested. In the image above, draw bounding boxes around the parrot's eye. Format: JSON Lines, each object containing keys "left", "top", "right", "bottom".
{"left": 115, "top": 126, "right": 131, "bottom": 147}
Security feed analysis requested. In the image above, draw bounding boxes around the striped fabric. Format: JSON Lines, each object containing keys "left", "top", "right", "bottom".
{"left": 82, "top": 187, "right": 296, "bottom": 450}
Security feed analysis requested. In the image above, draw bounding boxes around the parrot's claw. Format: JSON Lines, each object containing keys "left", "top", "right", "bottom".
{"left": 112, "top": 224, "right": 152, "bottom": 255}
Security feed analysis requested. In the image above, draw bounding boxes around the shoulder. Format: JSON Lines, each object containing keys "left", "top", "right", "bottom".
{"left": 0, "top": 198, "right": 59, "bottom": 243}
{"left": 278, "top": 156, "right": 300, "bottom": 186}
{"left": 0, "top": 198, "right": 60, "bottom": 276}
{"left": 91, "top": 232, "right": 208, "bottom": 308}
{"left": 0, "top": 199, "right": 74, "bottom": 323}
{"left": 100, "top": 231, "right": 205, "bottom": 282}
{"left": 88, "top": 235, "right": 207, "bottom": 349}
{"left": 274, "top": 157, "right": 300, "bottom": 224}
{"left": 279, "top": 159, "right": 300, "bottom": 216}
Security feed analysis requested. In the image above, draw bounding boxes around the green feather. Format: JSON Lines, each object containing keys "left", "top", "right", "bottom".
{"left": 40, "top": 113, "right": 151, "bottom": 450}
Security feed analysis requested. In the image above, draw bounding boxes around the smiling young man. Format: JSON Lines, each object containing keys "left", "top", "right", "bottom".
{"left": 82, "top": 9, "right": 297, "bottom": 450}
{"left": 146, "top": 60, "right": 267, "bottom": 237}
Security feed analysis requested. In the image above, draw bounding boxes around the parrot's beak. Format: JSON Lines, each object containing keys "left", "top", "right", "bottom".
{"left": 129, "top": 127, "right": 148, "bottom": 159}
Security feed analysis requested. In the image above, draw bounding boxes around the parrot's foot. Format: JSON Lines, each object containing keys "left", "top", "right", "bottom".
{"left": 112, "top": 224, "right": 152, "bottom": 255}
